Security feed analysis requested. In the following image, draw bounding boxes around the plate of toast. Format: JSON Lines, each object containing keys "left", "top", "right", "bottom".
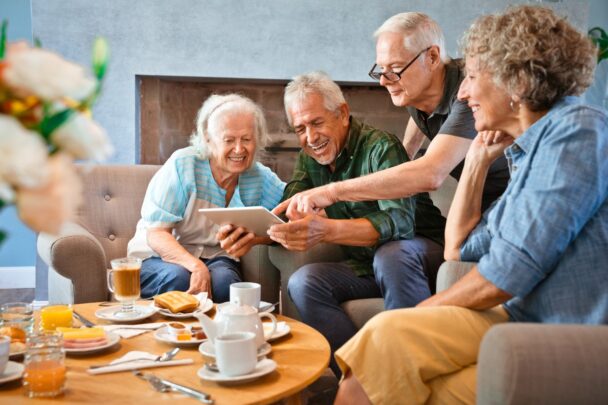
{"left": 154, "top": 291, "right": 213, "bottom": 318}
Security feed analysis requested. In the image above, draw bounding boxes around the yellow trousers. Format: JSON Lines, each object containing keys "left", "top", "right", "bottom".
{"left": 335, "top": 306, "right": 509, "bottom": 405}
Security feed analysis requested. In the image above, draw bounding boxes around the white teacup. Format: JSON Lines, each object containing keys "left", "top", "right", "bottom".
{"left": 215, "top": 332, "right": 257, "bottom": 377}
{"left": 230, "top": 282, "right": 261, "bottom": 309}
{"left": 0, "top": 336, "right": 9, "bottom": 375}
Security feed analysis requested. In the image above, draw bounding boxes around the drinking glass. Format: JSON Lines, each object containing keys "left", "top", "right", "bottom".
{"left": 107, "top": 257, "right": 142, "bottom": 318}
{"left": 23, "top": 331, "right": 66, "bottom": 398}
{"left": 39, "top": 305, "right": 73, "bottom": 331}
{"left": 0, "top": 302, "right": 34, "bottom": 334}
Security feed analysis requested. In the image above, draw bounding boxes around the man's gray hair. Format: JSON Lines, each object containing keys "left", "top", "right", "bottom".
{"left": 374, "top": 12, "right": 450, "bottom": 63}
{"left": 283, "top": 71, "right": 346, "bottom": 126}
{"left": 189, "top": 93, "right": 269, "bottom": 160}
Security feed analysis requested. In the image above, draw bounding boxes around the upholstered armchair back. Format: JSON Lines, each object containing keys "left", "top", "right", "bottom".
{"left": 75, "top": 164, "right": 158, "bottom": 267}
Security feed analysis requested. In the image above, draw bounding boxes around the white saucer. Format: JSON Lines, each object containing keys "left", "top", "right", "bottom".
{"left": 197, "top": 358, "right": 276, "bottom": 384}
{"left": 65, "top": 332, "right": 120, "bottom": 355}
{"left": 154, "top": 326, "right": 207, "bottom": 347}
{"left": 157, "top": 298, "right": 213, "bottom": 319}
{"left": 198, "top": 341, "right": 271, "bottom": 360}
{"left": 258, "top": 301, "right": 276, "bottom": 313}
{"left": 0, "top": 361, "right": 25, "bottom": 384}
{"left": 263, "top": 321, "right": 291, "bottom": 342}
{"left": 95, "top": 305, "right": 158, "bottom": 322}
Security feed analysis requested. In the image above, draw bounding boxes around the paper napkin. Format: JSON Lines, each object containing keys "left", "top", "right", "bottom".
{"left": 102, "top": 322, "right": 166, "bottom": 339}
{"left": 87, "top": 350, "right": 193, "bottom": 375}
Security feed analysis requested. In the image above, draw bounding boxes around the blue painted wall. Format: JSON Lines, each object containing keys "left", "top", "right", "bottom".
{"left": 0, "top": 0, "right": 34, "bottom": 267}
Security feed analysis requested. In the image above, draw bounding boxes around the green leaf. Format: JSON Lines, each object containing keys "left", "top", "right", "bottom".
{"left": 39, "top": 108, "right": 76, "bottom": 140}
{"left": 34, "top": 37, "right": 42, "bottom": 48}
{"left": 589, "top": 27, "right": 608, "bottom": 64}
{"left": 0, "top": 20, "right": 7, "bottom": 60}
{"left": 0, "top": 230, "right": 5, "bottom": 246}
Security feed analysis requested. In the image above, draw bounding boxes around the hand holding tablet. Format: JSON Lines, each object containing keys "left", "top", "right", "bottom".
{"left": 199, "top": 206, "right": 285, "bottom": 236}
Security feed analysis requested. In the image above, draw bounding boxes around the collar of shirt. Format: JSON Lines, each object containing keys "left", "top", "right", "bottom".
{"left": 332, "top": 116, "right": 360, "bottom": 173}
{"left": 508, "top": 96, "right": 579, "bottom": 159}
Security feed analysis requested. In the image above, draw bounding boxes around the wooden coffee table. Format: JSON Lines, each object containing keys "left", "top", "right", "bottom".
{"left": 1, "top": 301, "right": 330, "bottom": 404}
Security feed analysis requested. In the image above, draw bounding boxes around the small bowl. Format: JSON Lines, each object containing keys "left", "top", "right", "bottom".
{"left": 166, "top": 322, "right": 188, "bottom": 338}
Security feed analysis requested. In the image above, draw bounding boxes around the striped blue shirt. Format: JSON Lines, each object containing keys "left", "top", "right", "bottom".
{"left": 461, "top": 97, "right": 608, "bottom": 324}
{"left": 127, "top": 147, "right": 285, "bottom": 260}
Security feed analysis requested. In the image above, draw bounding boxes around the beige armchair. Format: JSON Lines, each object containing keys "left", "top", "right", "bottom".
{"left": 37, "top": 165, "right": 280, "bottom": 305}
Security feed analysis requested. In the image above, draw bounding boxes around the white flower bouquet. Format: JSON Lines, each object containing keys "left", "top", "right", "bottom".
{"left": 0, "top": 21, "right": 113, "bottom": 243}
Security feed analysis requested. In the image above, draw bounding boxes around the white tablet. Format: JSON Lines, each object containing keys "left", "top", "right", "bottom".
{"left": 198, "top": 206, "right": 285, "bottom": 235}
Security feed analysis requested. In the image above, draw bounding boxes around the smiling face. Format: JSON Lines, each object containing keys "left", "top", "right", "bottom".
{"left": 458, "top": 56, "right": 518, "bottom": 134}
{"left": 208, "top": 110, "right": 257, "bottom": 176}
{"left": 288, "top": 92, "right": 350, "bottom": 168}
{"left": 375, "top": 32, "right": 432, "bottom": 107}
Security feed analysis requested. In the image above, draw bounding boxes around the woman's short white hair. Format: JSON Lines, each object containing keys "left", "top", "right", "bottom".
{"left": 283, "top": 71, "right": 346, "bottom": 126}
{"left": 189, "top": 93, "right": 269, "bottom": 161}
{"left": 374, "top": 12, "right": 450, "bottom": 63}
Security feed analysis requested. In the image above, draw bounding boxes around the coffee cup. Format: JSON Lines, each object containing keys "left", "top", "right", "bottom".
{"left": 230, "top": 282, "right": 261, "bottom": 309}
{"left": 214, "top": 331, "right": 257, "bottom": 376}
{"left": 0, "top": 336, "right": 9, "bottom": 375}
{"left": 107, "top": 257, "right": 142, "bottom": 318}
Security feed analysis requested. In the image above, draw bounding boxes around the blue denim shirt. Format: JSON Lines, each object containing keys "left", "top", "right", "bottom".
{"left": 461, "top": 97, "right": 608, "bottom": 324}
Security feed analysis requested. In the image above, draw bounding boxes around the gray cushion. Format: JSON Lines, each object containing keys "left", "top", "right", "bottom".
{"left": 478, "top": 323, "right": 608, "bottom": 405}
{"left": 341, "top": 298, "right": 385, "bottom": 329}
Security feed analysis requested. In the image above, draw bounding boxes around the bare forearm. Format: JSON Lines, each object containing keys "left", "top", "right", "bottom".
{"left": 325, "top": 218, "right": 380, "bottom": 247}
{"left": 147, "top": 229, "right": 202, "bottom": 272}
{"left": 444, "top": 158, "right": 490, "bottom": 260}
{"left": 418, "top": 267, "right": 511, "bottom": 309}
{"left": 331, "top": 159, "right": 443, "bottom": 202}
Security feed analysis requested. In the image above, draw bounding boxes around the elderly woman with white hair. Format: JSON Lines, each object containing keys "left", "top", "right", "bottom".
{"left": 127, "top": 94, "right": 285, "bottom": 301}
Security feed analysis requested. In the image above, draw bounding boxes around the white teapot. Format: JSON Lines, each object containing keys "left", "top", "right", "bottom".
{"left": 195, "top": 300, "right": 277, "bottom": 349}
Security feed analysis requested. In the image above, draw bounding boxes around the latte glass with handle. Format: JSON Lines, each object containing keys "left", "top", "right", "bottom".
{"left": 107, "top": 257, "right": 142, "bottom": 319}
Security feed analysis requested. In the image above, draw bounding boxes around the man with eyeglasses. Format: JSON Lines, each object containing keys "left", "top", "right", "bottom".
{"left": 274, "top": 13, "right": 510, "bottom": 310}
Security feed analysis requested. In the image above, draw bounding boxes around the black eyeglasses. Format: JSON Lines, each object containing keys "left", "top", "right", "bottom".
{"left": 368, "top": 47, "right": 432, "bottom": 82}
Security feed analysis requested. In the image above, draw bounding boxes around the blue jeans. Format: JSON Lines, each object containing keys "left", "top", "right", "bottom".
{"left": 288, "top": 262, "right": 379, "bottom": 377}
{"left": 140, "top": 256, "right": 242, "bottom": 303}
{"left": 287, "top": 236, "right": 444, "bottom": 376}
{"left": 373, "top": 236, "right": 445, "bottom": 309}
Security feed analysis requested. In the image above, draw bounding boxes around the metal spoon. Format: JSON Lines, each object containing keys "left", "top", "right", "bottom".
{"left": 204, "top": 362, "right": 219, "bottom": 373}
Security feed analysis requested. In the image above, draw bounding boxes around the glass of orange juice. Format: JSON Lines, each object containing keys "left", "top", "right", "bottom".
{"left": 40, "top": 305, "right": 73, "bottom": 331}
{"left": 23, "top": 331, "right": 66, "bottom": 397}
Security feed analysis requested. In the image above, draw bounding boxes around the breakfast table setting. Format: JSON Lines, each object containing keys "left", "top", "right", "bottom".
{"left": 0, "top": 270, "right": 331, "bottom": 405}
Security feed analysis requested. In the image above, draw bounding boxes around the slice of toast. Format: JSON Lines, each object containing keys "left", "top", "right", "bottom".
{"left": 154, "top": 291, "right": 199, "bottom": 313}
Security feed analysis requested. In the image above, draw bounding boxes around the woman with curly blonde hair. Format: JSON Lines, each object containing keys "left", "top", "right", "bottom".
{"left": 334, "top": 5, "right": 607, "bottom": 405}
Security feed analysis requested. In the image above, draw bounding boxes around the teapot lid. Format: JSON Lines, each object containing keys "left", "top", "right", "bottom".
{"left": 222, "top": 298, "right": 257, "bottom": 315}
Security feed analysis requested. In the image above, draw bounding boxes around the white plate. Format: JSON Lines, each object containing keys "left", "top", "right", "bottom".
{"left": 198, "top": 341, "right": 271, "bottom": 360}
{"left": 263, "top": 321, "right": 291, "bottom": 342}
{"left": 65, "top": 332, "right": 120, "bottom": 355}
{"left": 156, "top": 298, "right": 213, "bottom": 319}
{"left": 0, "top": 361, "right": 25, "bottom": 384}
{"left": 197, "top": 358, "right": 276, "bottom": 384}
{"left": 154, "top": 326, "right": 207, "bottom": 347}
{"left": 94, "top": 305, "right": 158, "bottom": 322}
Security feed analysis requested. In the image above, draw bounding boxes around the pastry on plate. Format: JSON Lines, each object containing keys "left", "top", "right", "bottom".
{"left": 154, "top": 291, "right": 199, "bottom": 313}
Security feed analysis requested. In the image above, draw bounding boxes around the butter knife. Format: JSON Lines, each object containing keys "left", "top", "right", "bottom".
{"left": 134, "top": 371, "right": 214, "bottom": 404}
{"left": 73, "top": 310, "right": 96, "bottom": 328}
